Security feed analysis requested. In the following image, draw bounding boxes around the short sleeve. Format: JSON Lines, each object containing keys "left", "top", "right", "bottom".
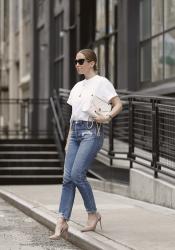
{"left": 67, "top": 85, "right": 76, "bottom": 106}
{"left": 67, "top": 90, "right": 73, "bottom": 106}
{"left": 96, "top": 78, "right": 118, "bottom": 103}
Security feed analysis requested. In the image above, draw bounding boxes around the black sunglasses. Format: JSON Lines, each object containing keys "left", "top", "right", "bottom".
{"left": 75, "top": 59, "right": 86, "bottom": 65}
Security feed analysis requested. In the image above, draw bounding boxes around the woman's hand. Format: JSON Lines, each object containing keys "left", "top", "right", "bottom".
{"left": 93, "top": 112, "right": 111, "bottom": 123}
{"left": 65, "top": 143, "right": 68, "bottom": 153}
{"left": 64, "top": 129, "right": 71, "bottom": 153}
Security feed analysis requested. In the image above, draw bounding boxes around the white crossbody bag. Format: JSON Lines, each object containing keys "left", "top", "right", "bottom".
{"left": 87, "top": 95, "right": 112, "bottom": 124}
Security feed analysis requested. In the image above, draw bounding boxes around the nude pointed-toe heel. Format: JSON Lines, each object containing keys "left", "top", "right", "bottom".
{"left": 49, "top": 221, "right": 68, "bottom": 240}
{"left": 81, "top": 212, "right": 102, "bottom": 232}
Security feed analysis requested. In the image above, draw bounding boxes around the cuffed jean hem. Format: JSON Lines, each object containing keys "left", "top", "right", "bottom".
{"left": 87, "top": 210, "right": 97, "bottom": 214}
{"left": 57, "top": 212, "right": 69, "bottom": 221}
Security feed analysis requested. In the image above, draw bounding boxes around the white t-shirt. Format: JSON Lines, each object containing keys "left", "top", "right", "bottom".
{"left": 67, "top": 74, "right": 118, "bottom": 122}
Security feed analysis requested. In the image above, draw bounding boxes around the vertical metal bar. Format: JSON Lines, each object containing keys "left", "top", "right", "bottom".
{"left": 152, "top": 99, "right": 159, "bottom": 178}
{"left": 128, "top": 98, "right": 134, "bottom": 168}
{"left": 108, "top": 120, "right": 114, "bottom": 166}
{"left": 27, "top": 99, "right": 30, "bottom": 139}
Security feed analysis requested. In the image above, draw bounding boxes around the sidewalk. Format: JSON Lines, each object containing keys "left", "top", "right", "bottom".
{"left": 1, "top": 184, "right": 175, "bottom": 250}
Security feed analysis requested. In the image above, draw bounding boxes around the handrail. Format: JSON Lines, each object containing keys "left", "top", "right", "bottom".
{"left": 50, "top": 97, "right": 64, "bottom": 142}
{"left": 53, "top": 89, "right": 67, "bottom": 137}
{"left": 49, "top": 91, "right": 67, "bottom": 168}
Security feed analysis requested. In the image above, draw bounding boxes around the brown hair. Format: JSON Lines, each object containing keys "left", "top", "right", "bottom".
{"left": 78, "top": 49, "right": 97, "bottom": 71}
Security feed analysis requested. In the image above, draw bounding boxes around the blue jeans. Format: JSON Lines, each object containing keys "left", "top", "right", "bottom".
{"left": 58, "top": 120, "right": 104, "bottom": 220}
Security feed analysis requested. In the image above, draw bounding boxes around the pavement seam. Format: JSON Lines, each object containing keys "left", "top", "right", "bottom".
{"left": 0, "top": 188, "right": 134, "bottom": 250}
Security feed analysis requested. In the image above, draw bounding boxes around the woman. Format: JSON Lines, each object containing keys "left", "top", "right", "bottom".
{"left": 49, "top": 49, "right": 122, "bottom": 240}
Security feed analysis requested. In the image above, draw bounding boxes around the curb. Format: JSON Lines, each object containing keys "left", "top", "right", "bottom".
{"left": 0, "top": 189, "right": 134, "bottom": 250}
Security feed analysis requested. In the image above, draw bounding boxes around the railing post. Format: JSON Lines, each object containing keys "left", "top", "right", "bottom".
{"left": 152, "top": 100, "right": 159, "bottom": 178}
{"left": 128, "top": 98, "right": 134, "bottom": 168}
{"left": 108, "top": 120, "right": 114, "bottom": 166}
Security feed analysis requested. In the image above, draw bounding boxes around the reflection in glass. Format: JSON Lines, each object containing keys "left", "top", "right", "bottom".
{"left": 152, "top": 36, "right": 163, "bottom": 81}
{"left": 109, "top": 0, "right": 118, "bottom": 33}
{"left": 140, "top": 42, "right": 151, "bottom": 82}
{"left": 140, "top": 0, "right": 151, "bottom": 40}
{"left": 164, "top": 31, "right": 175, "bottom": 78}
{"left": 164, "top": 0, "right": 175, "bottom": 30}
{"left": 98, "top": 44, "right": 105, "bottom": 76}
{"left": 152, "top": 0, "right": 163, "bottom": 35}
{"left": 108, "top": 36, "right": 115, "bottom": 82}
{"left": 94, "top": 46, "right": 98, "bottom": 71}
{"left": 95, "top": 0, "right": 106, "bottom": 39}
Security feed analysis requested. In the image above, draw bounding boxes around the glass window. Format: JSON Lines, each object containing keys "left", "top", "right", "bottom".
{"left": 152, "top": 0, "right": 163, "bottom": 35}
{"left": 109, "top": 0, "right": 118, "bottom": 33}
{"left": 140, "top": 42, "right": 151, "bottom": 82}
{"left": 140, "top": 0, "right": 151, "bottom": 40}
{"left": 4, "top": 0, "right": 9, "bottom": 41}
{"left": 152, "top": 36, "right": 163, "bottom": 81}
{"left": 140, "top": 0, "right": 175, "bottom": 83}
{"left": 95, "top": 0, "right": 106, "bottom": 39}
{"left": 164, "top": 31, "right": 175, "bottom": 79}
{"left": 98, "top": 44, "right": 106, "bottom": 76}
{"left": 164, "top": 0, "right": 175, "bottom": 30}
{"left": 53, "top": 12, "right": 64, "bottom": 88}
{"left": 108, "top": 36, "right": 115, "bottom": 82}
{"left": 23, "top": 0, "right": 31, "bottom": 20}
{"left": 37, "top": 0, "right": 45, "bottom": 20}
{"left": 95, "top": 0, "right": 118, "bottom": 83}
{"left": 14, "top": 0, "right": 19, "bottom": 32}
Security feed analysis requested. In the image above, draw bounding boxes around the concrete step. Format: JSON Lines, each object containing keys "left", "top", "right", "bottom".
{"left": 0, "top": 151, "right": 59, "bottom": 159}
{"left": 0, "top": 138, "right": 63, "bottom": 184}
{"left": 0, "top": 167, "right": 62, "bottom": 175}
{"left": 0, "top": 144, "right": 57, "bottom": 151}
{"left": 0, "top": 159, "right": 60, "bottom": 167}
{"left": 0, "top": 176, "right": 63, "bottom": 185}
{"left": 0, "top": 166, "right": 61, "bottom": 170}
{"left": 0, "top": 139, "right": 55, "bottom": 144}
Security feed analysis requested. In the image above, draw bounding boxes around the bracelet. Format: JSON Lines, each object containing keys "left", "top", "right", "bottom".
{"left": 109, "top": 114, "right": 113, "bottom": 120}
{"left": 106, "top": 114, "right": 112, "bottom": 121}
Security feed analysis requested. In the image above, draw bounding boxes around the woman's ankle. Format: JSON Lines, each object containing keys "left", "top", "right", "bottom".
{"left": 57, "top": 217, "right": 66, "bottom": 224}
{"left": 88, "top": 212, "right": 98, "bottom": 220}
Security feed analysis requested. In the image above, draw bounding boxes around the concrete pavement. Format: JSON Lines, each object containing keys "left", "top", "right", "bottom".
{"left": 1, "top": 183, "right": 175, "bottom": 250}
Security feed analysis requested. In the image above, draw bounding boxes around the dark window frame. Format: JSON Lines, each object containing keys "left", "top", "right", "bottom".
{"left": 140, "top": 0, "right": 175, "bottom": 85}
{"left": 53, "top": 11, "right": 64, "bottom": 89}
{"left": 93, "top": 0, "right": 118, "bottom": 88}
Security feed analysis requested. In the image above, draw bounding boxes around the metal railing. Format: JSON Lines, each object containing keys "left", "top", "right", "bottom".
{"left": 0, "top": 98, "right": 53, "bottom": 138}
{"left": 58, "top": 88, "right": 175, "bottom": 180}
{"left": 50, "top": 89, "right": 68, "bottom": 167}
{"left": 127, "top": 95, "right": 175, "bottom": 179}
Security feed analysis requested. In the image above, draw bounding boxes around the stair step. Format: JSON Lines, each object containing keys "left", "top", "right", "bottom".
{"left": 0, "top": 138, "right": 63, "bottom": 184}
{"left": 0, "top": 159, "right": 60, "bottom": 167}
{"left": 0, "top": 175, "right": 63, "bottom": 178}
{"left": 0, "top": 144, "right": 57, "bottom": 151}
{"left": 0, "top": 151, "right": 59, "bottom": 159}
{"left": 0, "top": 159, "right": 60, "bottom": 162}
{"left": 0, "top": 139, "right": 55, "bottom": 144}
{"left": 0, "top": 144, "right": 56, "bottom": 146}
{"left": 0, "top": 167, "right": 61, "bottom": 170}
{"left": 0, "top": 170, "right": 63, "bottom": 175}
{"left": 0, "top": 151, "right": 58, "bottom": 154}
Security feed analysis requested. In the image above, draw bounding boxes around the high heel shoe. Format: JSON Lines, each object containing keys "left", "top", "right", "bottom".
{"left": 49, "top": 220, "right": 69, "bottom": 240}
{"left": 81, "top": 212, "right": 102, "bottom": 232}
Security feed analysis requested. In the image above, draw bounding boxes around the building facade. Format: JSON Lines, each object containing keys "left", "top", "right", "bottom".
{"left": 0, "top": 0, "right": 32, "bottom": 133}
{"left": 0, "top": 0, "right": 175, "bottom": 133}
